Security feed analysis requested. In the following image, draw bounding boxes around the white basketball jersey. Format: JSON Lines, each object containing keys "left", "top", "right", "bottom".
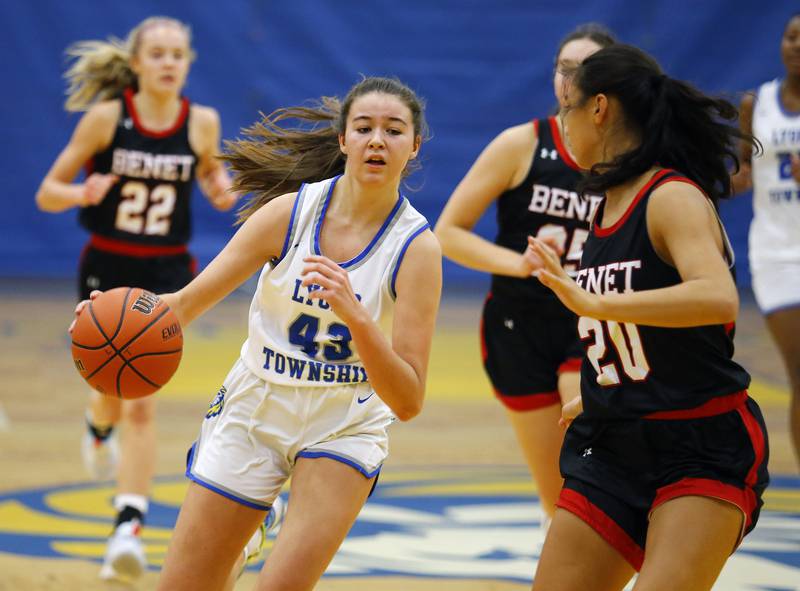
{"left": 750, "top": 79, "right": 800, "bottom": 263}
{"left": 240, "top": 176, "right": 430, "bottom": 387}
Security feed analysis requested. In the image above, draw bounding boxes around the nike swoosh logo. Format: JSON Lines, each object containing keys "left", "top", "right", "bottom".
{"left": 357, "top": 392, "right": 374, "bottom": 404}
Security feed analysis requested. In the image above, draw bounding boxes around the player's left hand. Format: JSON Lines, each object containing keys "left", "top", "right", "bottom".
{"left": 529, "top": 236, "right": 599, "bottom": 317}
{"left": 68, "top": 290, "right": 102, "bottom": 334}
{"left": 200, "top": 166, "right": 238, "bottom": 211}
{"left": 301, "top": 255, "right": 366, "bottom": 324}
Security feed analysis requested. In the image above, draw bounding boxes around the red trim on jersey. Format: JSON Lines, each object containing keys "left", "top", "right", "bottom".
{"left": 557, "top": 488, "right": 645, "bottom": 571}
{"left": 724, "top": 321, "right": 735, "bottom": 336}
{"left": 89, "top": 234, "right": 188, "bottom": 258}
{"left": 736, "top": 401, "right": 767, "bottom": 528}
{"left": 652, "top": 477, "right": 753, "bottom": 533}
{"left": 657, "top": 174, "right": 705, "bottom": 195}
{"left": 593, "top": 169, "right": 673, "bottom": 237}
{"left": 532, "top": 118, "right": 539, "bottom": 135}
{"left": 643, "top": 390, "right": 747, "bottom": 420}
{"left": 558, "top": 358, "right": 582, "bottom": 374}
{"left": 123, "top": 87, "right": 189, "bottom": 139}
{"left": 494, "top": 389, "right": 561, "bottom": 411}
{"left": 548, "top": 117, "right": 581, "bottom": 171}
{"left": 479, "top": 292, "right": 491, "bottom": 363}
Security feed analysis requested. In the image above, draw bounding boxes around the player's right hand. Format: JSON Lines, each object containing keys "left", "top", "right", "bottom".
{"left": 69, "top": 290, "right": 103, "bottom": 334}
{"left": 81, "top": 173, "right": 118, "bottom": 207}
{"left": 519, "top": 234, "right": 565, "bottom": 277}
{"left": 559, "top": 395, "right": 583, "bottom": 429}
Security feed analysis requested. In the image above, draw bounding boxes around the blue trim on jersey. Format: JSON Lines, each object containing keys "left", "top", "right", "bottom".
{"left": 390, "top": 223, "right": 430, "bottom": 298}
{"left": 184, "top": 441, "right": 271, "bottom": 510}
{"left": 296, "top": 450, "right": 381, "bottom": 478}
{"left": 279, "top": 183, "right": 307, "bottom": 260}
{"left": 312, "top": 176, "right": 340, "bottom": 258}
{"left": 775, "top": 79, "right": 800, "bottom": 119}
{"left": 313, "top": 176, "right": 404, "bottom": 269}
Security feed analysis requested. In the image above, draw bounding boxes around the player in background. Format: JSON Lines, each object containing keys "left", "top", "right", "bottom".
{"left": 434, "top": 23, "right": 615, "bottom": 520}
{"left": 37, "top": 16, "right": 238, "bottom": 581}
{"left": 731, "top": 12, "right": 800, "bottom": 470}
{"left": 74, "top": 76, "right": 441, "bottom": 591}
{"left": 528, "top": 44, "right": 769, "bottom": 591}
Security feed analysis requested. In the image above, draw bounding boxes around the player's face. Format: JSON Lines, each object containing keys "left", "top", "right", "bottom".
{"left": 781, "top": 16, "right": 800, "bottom": 77}
{"left": 131, "top": 25, "right": 191, "bottom": 97}
{"left": 554, "top": 38, "right": 603, "bottom": 108}
{"left": 339, "top": 92, "right": 421, "bottom": 186}
{"left": 559, "top": 82, "right": 602, "bottom": 170}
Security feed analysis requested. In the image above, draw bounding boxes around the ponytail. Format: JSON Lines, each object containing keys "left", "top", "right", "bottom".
{"left": 64, "top": 38, "right": 134, "bottom": 111}
{"left": 227, "top": 76, "right": 428, "bottom": 224}
{"left": 569, "top": 44, "right": 759, "bottom": 203}
{"left": 63, "top": 16, "right": 193, "bottom": 112}
{"left": 224, "top": 99, "right": 346, "bottom": 225}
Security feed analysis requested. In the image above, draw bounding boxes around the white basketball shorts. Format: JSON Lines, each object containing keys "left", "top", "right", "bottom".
{"left": 187, "top": 357, "right": 395, "bottom": 509}
{"left": 750, "top": 257, "right": 800, "bottom": 315}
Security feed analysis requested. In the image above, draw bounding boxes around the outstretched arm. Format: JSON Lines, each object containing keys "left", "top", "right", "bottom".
{"left": 434, "top": 124, "right": 552, "bottom": 277}
{"left": 192, "top": 105, "right": 238, "bottom": 211}
{"left": 36, "top": 101, "right": 120, "bottom": 212}
{"left": 730, "top": 92, "right": 754, "bottom": 195}
{"left": 162, "top": 193, "right": 295, "bottom": 326}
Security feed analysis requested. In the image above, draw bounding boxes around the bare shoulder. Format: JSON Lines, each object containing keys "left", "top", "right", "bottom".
{"left": 189, "top": 104, "right": 221, "bottom": 134}
{"left": 245, "top": 191, "right": 298, "bottom": 229}
{"left": 494, "top": 121, "right": 537, "bottom": 152}
{"left": 647, "top": 180, "right": 712, "bottom": 228}
{"left": 399, "top": 228, "right": 442, "bottom": 278}
{"left": 81, "top": 99, "right": 121, "bottom": 130}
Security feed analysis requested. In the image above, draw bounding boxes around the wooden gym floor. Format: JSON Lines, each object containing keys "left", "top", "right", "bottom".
{"left": 0, "top": 278, "right": 797, "bottom": 590}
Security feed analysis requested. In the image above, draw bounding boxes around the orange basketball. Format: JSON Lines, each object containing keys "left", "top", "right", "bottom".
{"left": 71, "top": 287, "right": 183, "bottom": 399}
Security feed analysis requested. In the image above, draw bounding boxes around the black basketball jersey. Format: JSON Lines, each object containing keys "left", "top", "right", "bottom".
{"left": 576, "top": 169, "right": 750, "bottom": 419}
{"left": 79, "top": 88, "right": 198, "bottom": 246}
{"left": 491, "top": 117, "right": 603, "bottom": 301}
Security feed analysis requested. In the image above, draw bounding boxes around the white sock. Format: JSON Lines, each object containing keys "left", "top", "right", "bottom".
{"left": 114, "top": 493, "right": 149, "bottom": 515}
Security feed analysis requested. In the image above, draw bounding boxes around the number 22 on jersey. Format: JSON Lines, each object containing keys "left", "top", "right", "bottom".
{"left": 115, "top": 181, "right": 177, "bottom": 235}
{"left": 579, "top": 317, "right": 650, "bottom": 386}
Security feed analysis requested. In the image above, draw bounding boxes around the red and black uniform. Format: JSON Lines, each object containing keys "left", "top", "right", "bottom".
{"left": 481, "top": 117, "right": 603, "bottom": 410}
{"left": 558, "top": 169, "right": 769, "bottom": 570}
{"left": 78, "top": 88, "right": 198, "bottom": 299}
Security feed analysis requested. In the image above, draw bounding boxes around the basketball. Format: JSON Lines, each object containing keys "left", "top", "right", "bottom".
{"left": 71, "top": 287, "right": 183, "bottom": 399}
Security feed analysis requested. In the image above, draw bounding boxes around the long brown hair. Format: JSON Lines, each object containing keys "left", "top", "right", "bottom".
{"left": 63, "top": 16, "right": 194, "bottom": 112}
{"left": 226, "top": 76, "right": 428, "bottom": 224}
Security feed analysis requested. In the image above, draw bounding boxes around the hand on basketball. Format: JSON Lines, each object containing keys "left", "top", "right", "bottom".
{"left": 529, "top": 236, "right": 598, "bottom": 317}
{"left": 559, "top": 395, "right": 583, "bottom": 429}
{"left": 82, "top": 173, "right": 118, "bottom": 207}
{"left": 519, "top": 234, "right": 564, "bottom": 277}
{"left": 301, "top": 255, "right": 365, "bottom": 324}
{"left": 68, "top": 290, "right": 102, "bottom": 334}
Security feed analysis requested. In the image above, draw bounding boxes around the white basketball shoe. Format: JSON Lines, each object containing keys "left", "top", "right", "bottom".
{"left": 81, "top": 428, "right": 119, "bottom": 480}
{"left": 98, "top": 518, "right": 147, "bottom": 581}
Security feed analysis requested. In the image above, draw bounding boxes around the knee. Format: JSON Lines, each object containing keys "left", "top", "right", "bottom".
{"left": 122, "top": 398, "right": 156, "bottom": 427}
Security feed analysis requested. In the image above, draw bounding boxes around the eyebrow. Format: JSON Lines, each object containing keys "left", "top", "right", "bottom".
{"left": 352, "top": 115, "right": 408, "bottom": 125}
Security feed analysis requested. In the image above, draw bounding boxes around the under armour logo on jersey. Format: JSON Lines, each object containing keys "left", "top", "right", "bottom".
{"left": 122, "top": 118, "right": 134, "bottom": 130}
{"left": 87, "top": 276, "right": 100, "bottom": 289}
{"left": 582, "top": 447, "right": 593, "bottom": 458}
{"left": 503, "top": 318, "right": 514, "bottom": 330}
{"left": 540, "top": 148, "right": 558, "bottom": 160}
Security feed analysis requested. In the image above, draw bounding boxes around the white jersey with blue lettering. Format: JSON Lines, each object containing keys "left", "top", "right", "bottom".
{"left": 240, "top": 175, "right": 430, "bottom": 388}
{"left": 750, "top": 79, "right": 800, "bottom": 264}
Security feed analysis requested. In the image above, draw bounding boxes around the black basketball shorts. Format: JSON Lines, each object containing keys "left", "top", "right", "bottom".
{"left": 480, "top": 292, "right": 583, "bottom": 411}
